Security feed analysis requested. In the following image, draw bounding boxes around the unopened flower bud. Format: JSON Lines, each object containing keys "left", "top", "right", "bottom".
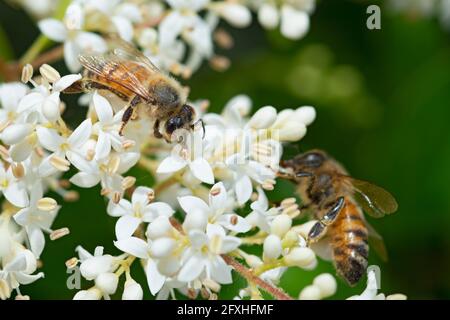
{"left": 271, "top": 214, "right": 292, "bottom": 238}
{"left": 122, "top": 279, "right": 143, "bottom": 300}
{"left": 73, "top": 288, "right": 102, "bottom": 300}
{"left": 95, "top": 272, "right": 118, "bottom": 295}
{"left": 263, "top": 234, "right": 282, "bottom": 261}
{"left": 284, "top": 247, "right": 316, "bottom": 267}
{"left": 248, "top": 106, "right": 277, "bottom": 129}
{"left": 218, "top": 3, "right": 251, "bottom": 28}
{"left": 280, "top": 5, "right": 310, "bottom": 40}
{"left": 147, "top": 216, "right": 174, "bottom": 239}
{"left": 149, "top": 238, "right": 175, "bottom": 258}
{"left": 42, "top": 98, "right": 60, "bottom": 121}
{"left": 295, "top": 106, "right": 316, "bottom": 126}
{"left": 244, "top": 254, "right": 263, "bottom": 268}
{"left": 278, "top": 122, "right": 307, "bottom": 142}
{"left": 80, "top": 255, "right": 113, "bottom": 280}
{"left": 258, "top": 4, "right": 279, "bottom": 29}
{"left": 313, "top": 273, "right": 337, "bottom": 298}
{"left": 299, "top": 285, "right": 321, "bottom": 300}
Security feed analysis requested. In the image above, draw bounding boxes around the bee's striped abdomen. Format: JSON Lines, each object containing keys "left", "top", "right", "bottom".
{"left": 329, "top": 198, "right": 369, "bottom": 286}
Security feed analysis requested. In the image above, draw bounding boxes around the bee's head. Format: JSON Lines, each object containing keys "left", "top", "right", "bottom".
{"left": 281, "top": 150, "right": 327, "bottom": 178}
{"left": 165, "top": 104, "right": 199, "bottom": 141}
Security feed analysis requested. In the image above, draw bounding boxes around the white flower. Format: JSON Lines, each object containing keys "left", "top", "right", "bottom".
{"left": 84, "top": 0, "right": 142, "bottom": 42}
{"left": 0, "top": 248, "right": 44, "bottom": 296}
{"left": 37, "top": 119, "right": 92, "bottom": 176}
{"left": 157, "top": 130, "right": 214, "bottom": 184}
{"left": 75, "top": 246, "right": 120, "bottom": 300}
{"left": 18, "top": 73, "right": 82, "bottom": 121}
{"left": 70, "top": 151, "right": 139, "bottom": 200}
{"left": 178, "top": 182, "right": 251, "bottom": 233}
{"left": 159, "top": 0, "right": 213, "bottom": 60}
{"left": 178, "top": 223, "right": 239, "bottom": 284}
{"left": 113, "top": 226, "right": 167, "bottom": 295}
{"left": 246, "top": 187, "right": 279, "bottom": 232}
{"left": 109, "top": 186, "right": 174, "bottom": 239}
{"left": 92, "top": 92, "right": 124, "bottom": 160}
{"left": 0, "top": 165, "right": 29, "bottom": 208}
{"left": 38, "top": 3, "right": 107, "bottom": 71}
{"left": 0, "top": 82, "right": 29, "bottom": 129}
{"left": 14, "top": 183, "right": 59, "bottom": 258}
{"left": 256, "top": 0, "right": 315, "bottom": 40}
{"left": 225, "top": 147, "right": 276, "bottom": 205}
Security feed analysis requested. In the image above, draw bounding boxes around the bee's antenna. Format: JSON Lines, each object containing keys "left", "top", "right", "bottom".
{"left": 192, "top": 119, "right": 205, "bottom": 139}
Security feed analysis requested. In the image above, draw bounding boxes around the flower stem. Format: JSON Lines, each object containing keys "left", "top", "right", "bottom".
{"left": 19, "top": 0, "right": 71, "bottom": 65}
{"left": 221, "top": 255, "right": 294, "bottom": 300}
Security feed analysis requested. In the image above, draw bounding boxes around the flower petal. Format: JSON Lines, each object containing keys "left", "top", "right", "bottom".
{"left": 4, "top": 182, "right": 29, "bottom": 208}
{"left": 68, "top": 119, "right": 92, "bottom": 148}
{"left": 70, "top": 172, "right": 100, "bottom": 188}
{"left": 177, "top": 253, "right": 205, "bottom": 282}
{"left": 146, "top": 260, "right": 166, "bottom": 295}
{"left": 114, "top": 237, "right": 148, "bottom": 259}
{"left": 178, "top": 195, "right": 209, "bottom": 214}
{"left": 94, "top": 130, "right": 111, "bottom": 160}
{"left": 53, "top": 74, "right": 82, "bottom": 92}
{"left": 156, "top": 155, "right": 187, "bottom": 174}
{"left": 189, "top": 158, "right": 214, "bottom": 184}
{"left": 235, "top": 174, "right": 252, "bottom": 205}
{"left": 115, "top": 215, "right": 142, "bottom": 240}
{"left": 38, "top": 19, "right": 67, "bottom": 42}
{"left": 142, "top": 202, "right": 174, "bottom": 222}
{"left": 36, "top": 126, "right": 64, "bottom": 152}
{"left": 93, "top": 92, "right": 113, "bottom": 123}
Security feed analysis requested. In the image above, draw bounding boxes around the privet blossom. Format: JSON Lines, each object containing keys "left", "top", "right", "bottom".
{"left": 0, "top": 0, "right": 406, "bottom": 301}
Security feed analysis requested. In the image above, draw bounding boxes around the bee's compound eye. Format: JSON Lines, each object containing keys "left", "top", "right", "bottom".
{"left": 165, "top": 116, "right": 183, "bottom": 135}
{"left": 299, "top": 152, "right": 325, "bottom": 168}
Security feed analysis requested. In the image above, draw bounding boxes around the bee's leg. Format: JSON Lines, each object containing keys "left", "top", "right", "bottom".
{"left": 119, "top": 95, "right": 141, "bottom": 135}
{"left": 153, "top": 120, "right": 163, "bottom": 139}
{"left": 307, "top": 197, "right": 345, "bottom": 245}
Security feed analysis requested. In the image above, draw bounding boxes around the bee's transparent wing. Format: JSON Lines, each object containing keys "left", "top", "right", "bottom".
{"left": 78, "top": 54, "right": 152, "bottom": 101}
{"left": 365, "top": 219, "right": 389, "bottom": 262}
{"left": 106, "top": 34, "right": 161, "bottom": 73}
{"left": 347, "top": 177, "right": 398, "bottom": 218}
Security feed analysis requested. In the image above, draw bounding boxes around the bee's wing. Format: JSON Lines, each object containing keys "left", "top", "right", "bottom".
{"left": 106, "top": 34, "right": 161, "bottom": 73}
{"left": 364, "top": 219, "right": 389, "bottom": 262}
{"left": 78, "top": 54, "right": 152, "bottom": 101}
{"left": 344, "top": 176, "right": 398, "bottom": 218}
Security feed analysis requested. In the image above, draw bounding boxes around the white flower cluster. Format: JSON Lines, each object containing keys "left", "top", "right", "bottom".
{"left": 33, "top": 0, "right": 315, "bottom": 75}
{"left": 389, "top": 0, "right": 450, "bottom": 30}
{"left": 0, "top": 56, "right": 322, "bottom": 299}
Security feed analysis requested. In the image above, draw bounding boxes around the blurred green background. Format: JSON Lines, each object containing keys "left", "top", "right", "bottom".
{"left": 1, "top": 0, "right": 450, "bottom": 299}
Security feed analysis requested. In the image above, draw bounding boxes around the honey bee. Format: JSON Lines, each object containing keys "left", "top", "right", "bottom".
{"left": 280, "top": 150, "right": 398, "bottom": 286}
{"left": 64, "top": 36, "right": 202, "bottom": 142}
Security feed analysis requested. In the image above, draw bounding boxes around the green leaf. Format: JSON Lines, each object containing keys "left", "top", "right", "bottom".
{"left": 0, "top": 23, "right": 13, "bottom": 60}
